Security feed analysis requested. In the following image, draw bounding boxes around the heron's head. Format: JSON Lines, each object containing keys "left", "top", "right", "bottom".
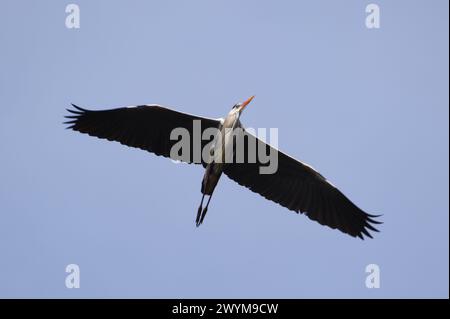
{"left": 231, "top": 96, "right": 255, "bottom": 115}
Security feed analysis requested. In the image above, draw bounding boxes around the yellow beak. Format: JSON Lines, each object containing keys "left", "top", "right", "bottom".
{"left": 239, "top": 95, "right": 255, "bottom": 112}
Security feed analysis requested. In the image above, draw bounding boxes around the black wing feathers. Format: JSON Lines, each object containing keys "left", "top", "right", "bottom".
{"left": 65, "top": 104, "right": 220, "bottom": 164}
{"left": 223, "top": 130, "right": 381, "bottom": 239}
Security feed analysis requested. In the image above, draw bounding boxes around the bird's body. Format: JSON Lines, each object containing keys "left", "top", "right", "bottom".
{"left": 65, "top": 96, "right": 381, "bottom": 239}
{"left": 197, "top": 102, "right": 244, "bottom": 224}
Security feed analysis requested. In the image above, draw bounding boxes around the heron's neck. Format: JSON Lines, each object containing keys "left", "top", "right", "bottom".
{"left": 223, "top": 111, "right": 240, "bottom": 129}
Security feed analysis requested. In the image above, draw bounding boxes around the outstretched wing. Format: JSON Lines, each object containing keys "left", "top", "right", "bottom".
{"left": 65, "top": 104, "right": 221, "bottom": 164}
{"left": 223, "top": 129, "right": 381, "bottom": 239}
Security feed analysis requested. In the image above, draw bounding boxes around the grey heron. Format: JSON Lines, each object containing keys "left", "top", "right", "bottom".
{"left": 64, "top": 96, "right": 380, "bottom": 239}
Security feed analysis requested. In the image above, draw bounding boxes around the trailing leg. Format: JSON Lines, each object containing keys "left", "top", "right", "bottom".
{"left": 196, "top": 193, "right": 205, "bottom": 226}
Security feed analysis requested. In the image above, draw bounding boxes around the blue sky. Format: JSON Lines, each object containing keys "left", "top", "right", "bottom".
{"left": 0, "top": 0, "right": 448, "bottom": 298}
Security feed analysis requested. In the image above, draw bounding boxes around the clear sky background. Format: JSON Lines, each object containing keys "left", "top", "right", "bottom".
{"left": 0, "top": 0, "right": 448, "bottom": 298}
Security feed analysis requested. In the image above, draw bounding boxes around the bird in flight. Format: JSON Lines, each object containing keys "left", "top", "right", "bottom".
{"left": 65, "top": 96, "right": 380, "bottom": 239}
